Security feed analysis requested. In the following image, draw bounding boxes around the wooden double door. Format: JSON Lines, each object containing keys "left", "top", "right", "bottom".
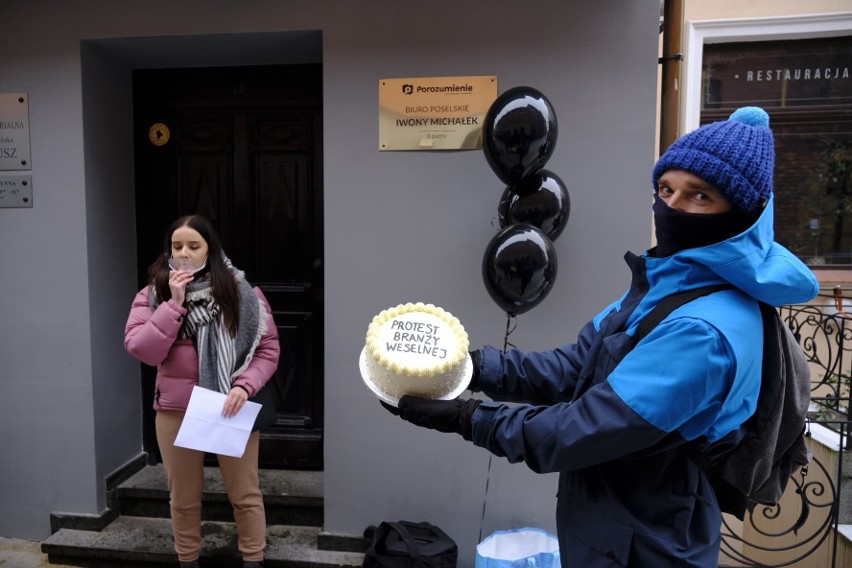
{"left": 132, "top": 64, "right": 324, "bottom": 469}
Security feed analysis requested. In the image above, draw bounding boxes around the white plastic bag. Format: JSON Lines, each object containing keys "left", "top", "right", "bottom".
{"left": 475, "top": 527, "right": 560, "bottom": 568}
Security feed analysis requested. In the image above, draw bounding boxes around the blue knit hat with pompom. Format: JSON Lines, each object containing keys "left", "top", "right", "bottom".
{"left": 652, "top": 106, "right": 774, "bottom": 213}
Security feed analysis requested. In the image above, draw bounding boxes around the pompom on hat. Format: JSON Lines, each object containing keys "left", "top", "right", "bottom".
{"left": 652, "top": 106, "right": 775, "bottom": 213}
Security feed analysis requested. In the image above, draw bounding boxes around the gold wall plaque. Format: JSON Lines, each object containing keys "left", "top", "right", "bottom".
{"left": 379, "top": 75, "right": 497, "bottom": 151}
{"left": 149, "top": 123, "right": 170, "bottom": 146}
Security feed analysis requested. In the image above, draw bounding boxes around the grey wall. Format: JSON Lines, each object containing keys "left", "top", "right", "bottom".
{"left": 1, "top": 10, "right": 99, "bottom": 534}
{"left": 321, "top": 3, "right": 660, "bottom": 563}
{"left": 0, "top": 1, "right": 661, "bottom": 562}
{"left": 80, "top": 40, "right": 141, "bottom": 523}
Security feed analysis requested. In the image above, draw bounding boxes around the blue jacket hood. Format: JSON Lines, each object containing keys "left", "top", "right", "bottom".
{"left": 643, "top": 195, "right": 819, "bottom": 308}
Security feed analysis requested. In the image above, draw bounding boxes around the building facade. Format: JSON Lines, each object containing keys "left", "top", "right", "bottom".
{"left": 0, "top": 3, "right": 662, "bottom": 566}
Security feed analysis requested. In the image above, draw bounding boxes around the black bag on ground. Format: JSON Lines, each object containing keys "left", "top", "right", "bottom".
{"left": 363, "top": 521, "right": 458, "bottom": 568}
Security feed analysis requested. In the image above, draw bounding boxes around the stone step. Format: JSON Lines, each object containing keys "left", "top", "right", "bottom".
{"left": 114, "top": 465, "right": 323, "bottom": 527}
{"left": 42, "top": 515, "right": 364, "bottom": 568}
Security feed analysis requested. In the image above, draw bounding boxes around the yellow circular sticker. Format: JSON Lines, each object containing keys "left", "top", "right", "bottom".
{"left": 149, "top": 123, "right": 170, "bottom": 146}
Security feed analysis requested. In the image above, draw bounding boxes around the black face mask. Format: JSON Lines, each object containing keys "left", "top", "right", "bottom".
{"left": 652, "top": 195, "right": 759, "bottom": 257}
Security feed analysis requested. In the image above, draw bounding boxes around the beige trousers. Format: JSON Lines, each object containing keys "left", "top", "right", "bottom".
{"left": 156, "top": 410, "right": 266, "bottom": 563}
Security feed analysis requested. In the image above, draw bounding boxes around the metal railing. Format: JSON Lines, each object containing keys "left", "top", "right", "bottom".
{"left": 718, "top": 287, "right": 852, "bottom": 567}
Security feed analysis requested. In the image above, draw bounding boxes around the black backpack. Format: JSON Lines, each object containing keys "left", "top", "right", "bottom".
{"left": 363, "top": 521, "right": 458, "bottom": 568}
{"left": 634, "top": 285, "right": 812, "bottom": 520}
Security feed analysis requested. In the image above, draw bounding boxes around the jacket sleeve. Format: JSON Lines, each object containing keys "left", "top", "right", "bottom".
{"left": 231, "top": 287, "right": 280, "bottom": 396}
{"left": 476, "top": 318, "right": 598, "bottom": 405}
{"left": 470, "top": 317, "right": 737, "bottom": 474}
{"left": 124, "top": 286, "right": 187, "bottom": 366}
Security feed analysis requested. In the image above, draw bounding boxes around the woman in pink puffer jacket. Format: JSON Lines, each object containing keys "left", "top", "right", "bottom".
{"left": 125, "top": 214, "right": 279, "bottom": 568}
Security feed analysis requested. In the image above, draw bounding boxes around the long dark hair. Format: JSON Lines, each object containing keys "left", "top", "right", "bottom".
{"left": 148, "top": 215, "right": 240, "bottom": 336}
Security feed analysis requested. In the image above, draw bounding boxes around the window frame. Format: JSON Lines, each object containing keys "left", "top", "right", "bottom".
{"left": 684, "top": 12, "right": 852, "bottom": 276}
{"left": 685, "top": 12, "right": 852, "bottom": 132}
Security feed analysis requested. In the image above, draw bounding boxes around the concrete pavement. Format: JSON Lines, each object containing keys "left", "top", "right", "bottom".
{"left": 0, "top": 537, "right": 75, "bottom": 568}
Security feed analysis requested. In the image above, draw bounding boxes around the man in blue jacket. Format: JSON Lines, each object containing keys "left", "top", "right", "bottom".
{"left": 384, "top": 107, "right": 819, "bottom": 567}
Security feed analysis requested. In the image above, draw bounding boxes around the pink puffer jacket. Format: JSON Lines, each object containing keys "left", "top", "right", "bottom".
{"left": 124, "top": 285, "right": 280, "bottom": 411}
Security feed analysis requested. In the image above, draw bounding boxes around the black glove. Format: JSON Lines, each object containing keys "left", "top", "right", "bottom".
{"left": 391, "top": 395, "right": 481, "bottom": 441}
{"left": 380, "top": 400, "right": 400, "bottom": 416}
{"left": 468, "top": 350, "right": 482, "bottom": 392}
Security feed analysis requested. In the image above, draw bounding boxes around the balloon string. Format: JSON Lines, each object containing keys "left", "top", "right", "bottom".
{"left": 478, "top": 454, "right": 493, "bottom": 545}
{"left": 503, "top": 312, "right": 517, "bottom": 352}
{"left": 479, "top": 312, "right": 517, "bottom": 545}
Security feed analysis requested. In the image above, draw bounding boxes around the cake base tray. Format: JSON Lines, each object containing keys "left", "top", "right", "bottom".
{"left": 359, "top": 347, "right": 473, "bottom": 407}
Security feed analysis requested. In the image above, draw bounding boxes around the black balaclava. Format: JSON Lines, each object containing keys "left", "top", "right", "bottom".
{"left": 652, "top": 194, "right": 760, "bottom": 257}
{"left": 650, "top": 107, "right": 776, "bottom": 257}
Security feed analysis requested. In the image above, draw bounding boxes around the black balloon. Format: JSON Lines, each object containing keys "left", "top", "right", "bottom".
{"left": 498, "top": 169, "right": 571, "bottom": 241}
{"left": 483, "top": 86, "right": 558, "bottom": 185}
{"left": 482, "top": 224, "right": 558, "bottom": 315}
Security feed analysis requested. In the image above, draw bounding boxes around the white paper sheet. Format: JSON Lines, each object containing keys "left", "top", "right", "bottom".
{"left": 173, "top": 386, "right": 261, "bottom": 458}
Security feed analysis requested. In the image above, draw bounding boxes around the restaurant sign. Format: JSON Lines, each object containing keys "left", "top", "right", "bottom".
{"left": 379, "top": 75, "right": 497, "bottom": 151}
{"left": 702, "top": 37, "right": 851, "bottom": 108}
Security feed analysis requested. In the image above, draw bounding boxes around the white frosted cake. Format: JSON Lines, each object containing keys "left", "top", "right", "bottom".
{"left": 363, "top": 302, "right": 470, "bottom": 401}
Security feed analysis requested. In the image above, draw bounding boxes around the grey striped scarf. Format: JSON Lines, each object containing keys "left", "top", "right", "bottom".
{"left": 151, "top": 262, "right": 267, "bottom": 395}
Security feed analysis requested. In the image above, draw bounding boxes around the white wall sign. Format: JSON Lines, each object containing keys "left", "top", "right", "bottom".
{"left": 0, "top": 173, "right": 33, "bottom": 208}
{"left": 0, "top": 93, "right": 31, "bottom": 170}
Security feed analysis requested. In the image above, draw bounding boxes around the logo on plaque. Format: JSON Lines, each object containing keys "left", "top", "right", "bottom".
{"left": 148, "top": 123, "right": 170, "bottom": 146}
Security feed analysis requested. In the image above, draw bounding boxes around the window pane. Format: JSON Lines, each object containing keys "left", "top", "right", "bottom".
{"left": 702, "top": 37, "right": 852, "bottom": 265}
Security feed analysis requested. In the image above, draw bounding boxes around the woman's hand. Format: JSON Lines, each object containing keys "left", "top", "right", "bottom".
{"left": 168, "top": 270, "right": 193, "bottom": 305}
{"left": 223, "top": 385, "right": 249, "bottom": 418}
